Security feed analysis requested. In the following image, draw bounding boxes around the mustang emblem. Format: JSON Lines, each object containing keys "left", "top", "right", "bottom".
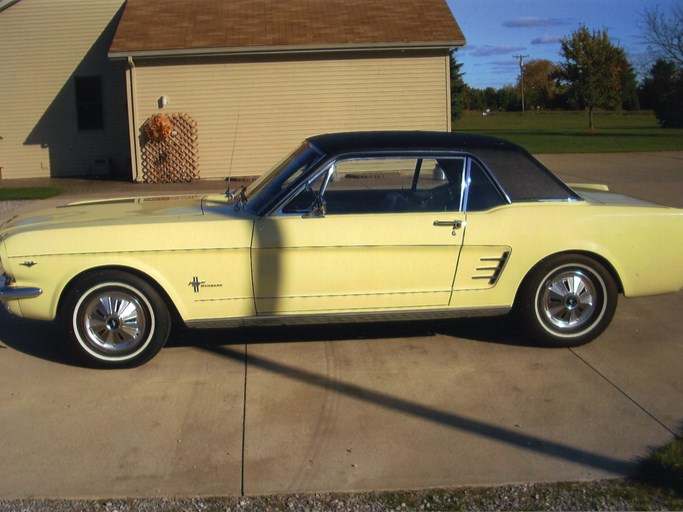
{"left": 189, "top": 276, "right": 222, "bottom": 293}
{"left": 189, "top": 276, "right": 205, "bottom": 293}
{"left": 19, "top": 261, "right": 38, "bottom": 268}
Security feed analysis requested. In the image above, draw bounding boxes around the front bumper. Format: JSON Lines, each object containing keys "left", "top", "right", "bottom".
{"left": 0, "top": 275, "right": 42, "bottom": 301}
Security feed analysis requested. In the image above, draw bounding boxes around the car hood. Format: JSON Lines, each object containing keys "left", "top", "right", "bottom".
{"left": 0, "top": 194, "right": 253, "bottom": 257}
{"left": 2, "top": 194, "right": 207, "bottom": 230}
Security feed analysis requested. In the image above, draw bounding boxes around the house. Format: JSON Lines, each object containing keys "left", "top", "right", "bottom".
{"left": 0, "top": 0, "right": 465, "bottom": 182}
{"left": 0, "top": 0, "right": 129, "bottom": 180}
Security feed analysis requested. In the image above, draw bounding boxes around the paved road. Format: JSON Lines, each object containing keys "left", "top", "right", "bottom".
{"left": 0, "top": 152, "right": 681, "bottom": 498}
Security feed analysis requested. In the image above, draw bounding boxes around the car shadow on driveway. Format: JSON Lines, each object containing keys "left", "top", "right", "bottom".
{"left": 0, "top": 308, "right": 72, "bottom": 365}
{"left": 0, "top": 306, "right": 534, "bottom": 367}
{"left": 169, "top": 312, "right": 532, "bottom": 349}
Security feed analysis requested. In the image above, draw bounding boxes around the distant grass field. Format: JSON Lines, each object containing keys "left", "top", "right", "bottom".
{"left": 453, "top": 110, "right": 683, "bottom": 154}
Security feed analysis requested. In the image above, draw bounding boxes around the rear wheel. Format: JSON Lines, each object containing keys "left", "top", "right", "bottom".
{"left": 61, "top": 271, "right": 171, "bottom": 368}
{"left": 517, "top": 255, "right": 618, "bottom": 347}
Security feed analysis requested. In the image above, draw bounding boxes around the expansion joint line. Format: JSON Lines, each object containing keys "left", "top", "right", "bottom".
{"left": 241, "top": 343, "right": 248, "bottom": 496}
{"left": 569, "top": 348, "right": 676, "bottom": 437}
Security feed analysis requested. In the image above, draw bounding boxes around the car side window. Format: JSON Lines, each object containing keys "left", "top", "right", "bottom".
{"left": 465, "top": 159, "right": 506, "bottom": 212}
{"left": 283, "top": 157, "right": 465, "bottom": 215}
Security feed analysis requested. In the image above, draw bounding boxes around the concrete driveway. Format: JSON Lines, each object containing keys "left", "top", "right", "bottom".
{"left": 0, "top": 152, "right": 681, "bottom": 498}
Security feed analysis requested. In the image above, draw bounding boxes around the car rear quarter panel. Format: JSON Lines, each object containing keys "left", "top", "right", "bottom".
{"left": 455, "top": 202, "right": 683, "bottom": 307}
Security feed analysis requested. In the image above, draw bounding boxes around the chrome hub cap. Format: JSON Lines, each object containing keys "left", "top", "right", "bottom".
{"left": 82, "top": 292, "right": 147, "bottom": 354}
{"left": 565, "top": 294, "right": 579, "bottom": 309}
{"left": 106, "top": 317, "right": 121, "bottom": 331}
{"left": 540, "top": 270, "right": 597, "bottom": 331}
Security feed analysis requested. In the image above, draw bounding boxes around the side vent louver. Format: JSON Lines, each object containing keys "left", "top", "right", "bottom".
{"left": 472, "top": 251, "right": 511, "bottom": 286}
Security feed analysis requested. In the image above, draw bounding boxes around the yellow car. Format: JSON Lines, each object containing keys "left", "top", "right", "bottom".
{"left": 1, "top": 132, "right": 682, "bottom": 368}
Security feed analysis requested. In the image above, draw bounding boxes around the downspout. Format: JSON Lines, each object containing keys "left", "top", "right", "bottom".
{"left": 125, "top": 56, "right": 141, "bottom": 181}
{"left": 445, "top": 53, "right": 452, "bottom": 132}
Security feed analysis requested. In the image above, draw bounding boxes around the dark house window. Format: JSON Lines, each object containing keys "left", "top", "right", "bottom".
{"left": 75, "top": 76, "right": 104, "bottom": 130}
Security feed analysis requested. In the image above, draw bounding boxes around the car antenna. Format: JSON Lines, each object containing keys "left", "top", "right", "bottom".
{"left": 225, "top": 114, "right": 240, "bottom": 198}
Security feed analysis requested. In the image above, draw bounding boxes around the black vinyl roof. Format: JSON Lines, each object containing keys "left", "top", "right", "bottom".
{"left": 306, "top": 131, "right": 580, "bottom": 202}
{"left": 307, "top": 131, "right": 519, "bottom": 156}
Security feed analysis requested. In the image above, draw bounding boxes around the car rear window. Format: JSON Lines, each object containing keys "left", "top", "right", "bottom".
{"left": 475, "top": 148, "right": 579, "bottom": 201}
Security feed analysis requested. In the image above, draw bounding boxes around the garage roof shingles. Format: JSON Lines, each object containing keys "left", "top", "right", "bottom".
{"left": 109, "top": 0, "right": 465, "bottom": 56}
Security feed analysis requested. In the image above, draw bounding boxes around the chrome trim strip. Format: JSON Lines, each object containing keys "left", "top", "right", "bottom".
{"left": 0, "top": 275, "right": 42, "bottom": 301}
{"left": 185, "top": 306, "right": 511, "bottom": 329}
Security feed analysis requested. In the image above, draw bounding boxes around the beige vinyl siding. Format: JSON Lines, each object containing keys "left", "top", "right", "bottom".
{"left": 132, "top": 53, "right": 450, "bottom": 180}
{"left": 0, "top": 0, "right": 129, "bottom": 179}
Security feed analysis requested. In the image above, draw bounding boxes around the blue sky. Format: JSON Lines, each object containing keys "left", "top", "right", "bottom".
{"left": 445, "top": 0, "right": 675, "bottom": 89}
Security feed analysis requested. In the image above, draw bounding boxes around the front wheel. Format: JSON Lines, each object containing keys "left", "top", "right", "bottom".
{"left": 517, "top": 255, "right": 618, "bottom": 347}
{"left": 61, "top": 271, "right": 171, "bottom": 368}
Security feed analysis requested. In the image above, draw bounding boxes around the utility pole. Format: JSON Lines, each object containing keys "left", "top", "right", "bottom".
{"left": 513, "top": 54, "right": 529, "bottom": 113}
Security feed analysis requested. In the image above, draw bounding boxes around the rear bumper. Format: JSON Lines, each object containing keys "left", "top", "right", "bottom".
{"left": 0, "top": 275, "right": 42, "bottom": 301}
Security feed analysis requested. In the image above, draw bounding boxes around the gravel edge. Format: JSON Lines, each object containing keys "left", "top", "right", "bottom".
{"left": 1, "top": 480, "right": 681, "bottom": 512}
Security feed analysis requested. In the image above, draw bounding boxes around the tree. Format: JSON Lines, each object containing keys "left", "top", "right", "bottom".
{"left": 555, "top": 26, "right": 632, "bottom": 129}
{"left": 619, "top": 63, "right": 640, "bottom": 111}
{"left": 639, "top": 59, "right": 675, "bottom": 108}
{"left": 449, "top": 51, "right": 466, "bottom": 123}
{"left": 641, "top": 59, "right": 683, "bottom": 127}
{"left": 640, "top": 3, "right": 683, "bottom": 67}
{"left": 461, "top": 85, "right": 485, "bottom": 112}
{"left": 483, "top": 87, "right": 500, "bottom": 110}
{"left": 518, "top": 59, "right": 557, "bottom": 109}
{"left": 457, "top": 85, "right": 522, "bottom": 113}
{"left": 496, "top": 85, "right": 521, "bottom": 111}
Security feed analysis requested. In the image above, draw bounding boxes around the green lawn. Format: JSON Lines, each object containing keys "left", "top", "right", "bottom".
{"left": 453, "top": 110, "right": 683, "bottom": 153}
{"left": 0, "top": 186, "right": 63, "bottom": 200}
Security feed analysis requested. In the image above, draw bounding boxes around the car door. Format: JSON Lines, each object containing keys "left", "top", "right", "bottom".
{"left": 251, "top": 156, "right": 467, "bottom": 315}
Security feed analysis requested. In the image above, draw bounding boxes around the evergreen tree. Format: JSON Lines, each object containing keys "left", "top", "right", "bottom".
{"left": 450, "top": 51, "right": 466, "bottom": 123}
{"left": 641, "top": 59, "right": 683, "bottom": 128}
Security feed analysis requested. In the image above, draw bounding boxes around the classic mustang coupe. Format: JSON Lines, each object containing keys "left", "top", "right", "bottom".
{"left": 1, "top": 132, "right": 682, "bottom": 367}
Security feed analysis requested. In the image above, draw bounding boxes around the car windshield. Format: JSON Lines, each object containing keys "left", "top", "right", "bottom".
{"left": 244, "top": 142, "right": 324, "bottom": 214}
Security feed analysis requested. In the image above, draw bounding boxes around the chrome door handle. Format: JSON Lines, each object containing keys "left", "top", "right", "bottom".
{"left": 433, "top": 220, "right": 463, "bottom": 229}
